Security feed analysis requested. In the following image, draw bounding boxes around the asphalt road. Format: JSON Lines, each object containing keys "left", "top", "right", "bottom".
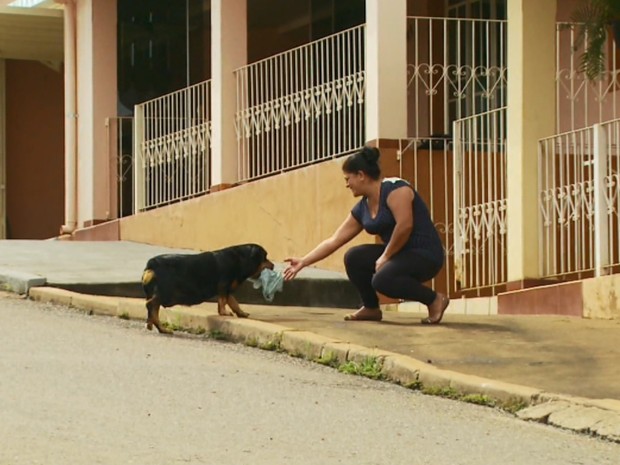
{"left": 1, "top": 293, "right": 618, "bottom": 465}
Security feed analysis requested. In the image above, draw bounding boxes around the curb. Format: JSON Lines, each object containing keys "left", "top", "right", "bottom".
{"left": 0, "top": 269, "right": 46, "bottom": 295}
{"left": 26, "top": 286, "right": 620, "bottom": 443}
{"left": 0, "top": 272, "right": 360, "bottom": 309}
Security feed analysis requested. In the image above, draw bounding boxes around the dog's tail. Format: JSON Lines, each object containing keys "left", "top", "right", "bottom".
{"left": 142, "top": 269, "right": 157, "bottom": 299}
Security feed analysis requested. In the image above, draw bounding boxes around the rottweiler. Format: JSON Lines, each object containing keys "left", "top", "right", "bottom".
{"left": 141, "top": 243, "right": 274, "bottom": 334}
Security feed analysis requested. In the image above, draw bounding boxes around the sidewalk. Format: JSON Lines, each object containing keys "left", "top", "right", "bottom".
{"left": 0, "top": 240, "right": 360, "bottom": 307}
{"left": 1, "top": 239, "right": 620, "bottom": 441}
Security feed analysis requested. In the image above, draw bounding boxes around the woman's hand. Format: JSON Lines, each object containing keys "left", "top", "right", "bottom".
{"left": 283, "top": 214, "right": 363, "bottom": 281}
{"left": 283, "top": 257, "right": 306, "bottom": 280}
{"left": 375, "top": 253, "right": 389, "bottom": 272}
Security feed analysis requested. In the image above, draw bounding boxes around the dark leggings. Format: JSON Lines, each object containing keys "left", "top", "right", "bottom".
{"left": 344, "top": 244, "right": 443, "bottom": 309}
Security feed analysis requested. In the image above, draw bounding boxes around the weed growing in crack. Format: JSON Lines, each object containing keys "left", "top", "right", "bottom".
{"left": 338, "top": 357, "right": 384, "bottom": 380}
{"left": 316, "top": 351, "right": 340, "bottom": 368}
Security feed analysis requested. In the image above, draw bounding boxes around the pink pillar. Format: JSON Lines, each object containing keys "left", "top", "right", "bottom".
{"left": 365, "top": 0, "right": 408, "bottom": 142}
{"left": 75, "top": 0, "right": 117, "bottom": 227}
{"left": 211, "top": 0, "right": 248, "bottom": 188}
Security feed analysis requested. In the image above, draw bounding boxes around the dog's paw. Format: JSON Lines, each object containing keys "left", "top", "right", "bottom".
{"left": 146, "top": 322, "right": 153, "bottom": 331}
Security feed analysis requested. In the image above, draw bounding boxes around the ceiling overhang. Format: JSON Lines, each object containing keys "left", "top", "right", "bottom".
{"left": 0, "top": 6, "right": 63, "bottom": 62}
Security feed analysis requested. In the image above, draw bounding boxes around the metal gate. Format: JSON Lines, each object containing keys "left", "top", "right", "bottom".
{"left": 453, "top": 107, "right": 508, "bottom": 295}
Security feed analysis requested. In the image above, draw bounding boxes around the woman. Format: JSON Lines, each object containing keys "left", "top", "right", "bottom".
{"left": 283, "top": 146, "right": 449, "bottom": 324}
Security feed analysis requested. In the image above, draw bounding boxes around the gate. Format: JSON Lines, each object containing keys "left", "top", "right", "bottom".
{"left": 453, "top": 107, "right": 508, "bottom": 295}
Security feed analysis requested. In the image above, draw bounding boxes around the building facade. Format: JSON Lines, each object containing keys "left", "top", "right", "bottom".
{"left": 2, "top": 0, "right": 619, "bottom": 317}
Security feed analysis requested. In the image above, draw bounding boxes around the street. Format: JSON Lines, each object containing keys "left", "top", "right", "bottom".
{"left": 0, "top": 293, "right": 618, "bottom": 465}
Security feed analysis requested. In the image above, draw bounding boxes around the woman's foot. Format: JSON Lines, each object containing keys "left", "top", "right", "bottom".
{"left": 421, "top": 293, "right": 449, "bottom": 324}
{"left": 344, "top": 306, "right": 383, "bottom": 321}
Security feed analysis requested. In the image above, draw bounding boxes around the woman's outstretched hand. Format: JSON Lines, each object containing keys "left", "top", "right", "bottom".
{"left": 283, "top": 257, "right": 305, "bottom": 281}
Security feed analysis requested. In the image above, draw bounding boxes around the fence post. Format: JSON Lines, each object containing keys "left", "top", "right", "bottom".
{"left": 105, "top": 117, "right": 118, "bottom": 220}
{"left": 537, "top": 138, "right": 546, "bottom": 278}
{"left": 593, "top": 123, "right": 609, "bottom": 277}
{"left": 133, "top": 105, "right": 145, "bottom": 214}
{"left": 453, "top": 120, "right": 463, "bottom": 289}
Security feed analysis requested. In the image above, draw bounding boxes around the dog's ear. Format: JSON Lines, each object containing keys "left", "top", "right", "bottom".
{"left": 250, "top": 244, "right": 268, "bottom": 262}
{"left": 239, "top": 244, "right": 268, "bottom": 277}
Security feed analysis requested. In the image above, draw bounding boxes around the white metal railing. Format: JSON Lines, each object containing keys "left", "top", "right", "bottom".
{"left": 453, "top": 107, "right": 507, "bottom": 293}
{"left": 234, "top": 25, "right": 365, "bottom": 182}
{"left": 539, "top": 119, "right": 620, "bottom": 279}
{"left": 134, "top": 79, "right": 212, "bottom": 212}
{"left": 556, "top": 22, "right": 620, "bottom": 133}
{"left": 106, "top": 117, "right": 134, "bottom": 219}
{"left": 407, "top": 16, "right": 507, "bottom": 139}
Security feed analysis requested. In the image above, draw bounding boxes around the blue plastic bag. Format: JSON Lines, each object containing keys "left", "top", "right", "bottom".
{"left": 250, "top": 268, "right": 284, "bottom": 302}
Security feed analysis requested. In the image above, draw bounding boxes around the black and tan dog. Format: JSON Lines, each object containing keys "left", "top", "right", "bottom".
{"left": 141, "top": 243, "right": 274, "bottom": 334}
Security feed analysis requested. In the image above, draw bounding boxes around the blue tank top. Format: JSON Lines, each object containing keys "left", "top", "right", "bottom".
{"left": 350, "top": 177, "right": 444, "bottom": 265}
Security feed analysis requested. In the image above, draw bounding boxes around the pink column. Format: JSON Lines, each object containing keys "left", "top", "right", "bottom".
{"left": 364, "top": 0, "right": 408, "bottom": 142}
{"left": 211, "top": 0, "right": 248, "bottom": 189}
{"left": 74, "top": 0, "right": 117, "bottom": 227}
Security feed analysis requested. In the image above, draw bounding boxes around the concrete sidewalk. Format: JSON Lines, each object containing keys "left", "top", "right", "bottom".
{"left": 1, "top": 239, "right": 620, "bottom": 441}
{"left": 0, "top": 240, "right": 360, "bottom": 307}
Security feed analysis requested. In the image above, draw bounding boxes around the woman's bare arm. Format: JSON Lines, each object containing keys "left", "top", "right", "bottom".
{"left": 284, "top": 213, "right": 363, "bottom": 280}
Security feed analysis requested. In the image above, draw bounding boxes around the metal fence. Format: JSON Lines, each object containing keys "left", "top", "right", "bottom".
{"left": 556, "top": 22, "right": 620, "bottom": 133}
{"left": 134, "top": 79, "right": 212, "bottom": 212}
{"left": 106, "top": 116, "right": 134, "bottom": 219}
{"left": 234, "top": 25, "right": 366, "bottom": 181}
{"left": 453, "top": 107, "right": 507, "bottom": 294}
{"left": 406, "top": 16, "right": 507, "bottom": 139}
{"left": 402, "top": 17, "right": 508, "bottom": 295}
{"left": 539, "top": 119, "right": 620, "bottom": 279}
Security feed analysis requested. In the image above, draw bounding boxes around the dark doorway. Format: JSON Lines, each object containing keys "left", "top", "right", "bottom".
{"left": 117, "top": 0, "right": 211, "bottom": 115}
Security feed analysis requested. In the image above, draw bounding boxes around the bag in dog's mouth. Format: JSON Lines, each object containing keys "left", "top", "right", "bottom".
{"left": 250, "top": 268, "right": 284, "bottom": 302}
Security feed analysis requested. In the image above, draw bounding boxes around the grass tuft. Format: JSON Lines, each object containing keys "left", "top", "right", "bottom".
{"left": 316, "top": 351, "right": 340, "bottom": 368}
{"left": 209, "top": 329, "right": 227, "bottom": 340}
{"left": 258, "top": 337, "right": 281, "bottom": 352}
{"left": 338, "top": 357, "right": 384, "bottom": 380}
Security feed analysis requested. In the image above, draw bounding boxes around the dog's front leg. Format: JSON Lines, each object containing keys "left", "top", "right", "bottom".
{"left": 227, "top": 295, "right": 249, "bottom": 318}
{"left": 217, "top": 295, "right": 234, "bottom": 316}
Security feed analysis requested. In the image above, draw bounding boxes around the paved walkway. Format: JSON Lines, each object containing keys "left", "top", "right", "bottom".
{"left": 0, "top": 240, "right": 359, "bottom": 306}
{"left": 1, "top": 239, "right": 620, "bottom": 441}
{"left": 250, "top": 305, "right": 620, "bottom": 400}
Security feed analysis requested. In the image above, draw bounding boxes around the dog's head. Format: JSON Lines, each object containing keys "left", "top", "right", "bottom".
{"left": 239, "top": 243, "right": 274, "bottom": 279}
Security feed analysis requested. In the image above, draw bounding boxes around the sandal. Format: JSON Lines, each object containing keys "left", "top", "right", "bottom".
{"left": 421, "top": 294, "right": 450, "bottom": 325}
{"left": 344, "top": 307, "right": 383, "bottom": 322}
